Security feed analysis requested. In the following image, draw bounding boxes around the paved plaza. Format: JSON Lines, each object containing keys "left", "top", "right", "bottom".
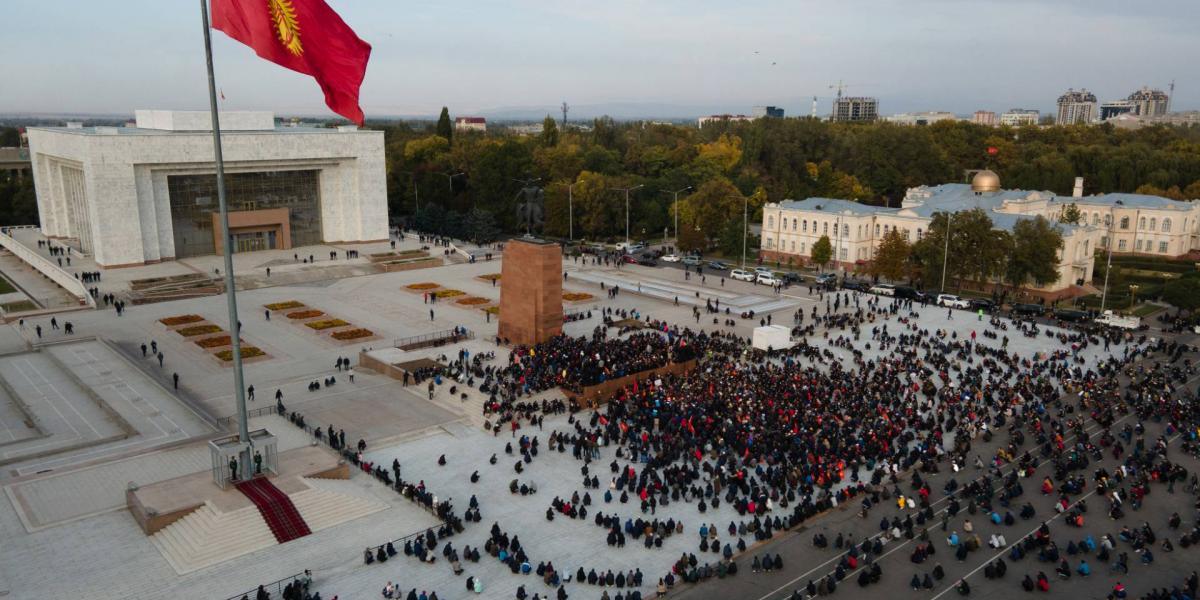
{"left": 0, "top": 240, "right": 1195, "bottom": 600}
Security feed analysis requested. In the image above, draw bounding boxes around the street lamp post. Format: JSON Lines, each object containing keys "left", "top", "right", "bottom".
{"left": 659, "top": 186, "right": 692, "bottom": 246}
{"left": 398, "top": 170, "right": 420, "bottom": 212}
{"left": 1099, "top": 200, "right": 1124, "bottom": 314}
{"left": 437, "top": 171, "right": 466, "bottom": 193}
{"left": 940, "top": 212, "right": 953, "bottom": 292}
{"left": 742, "top": 195, "right": 748, "bottom": 268}
{"left": 610, "top": 184, "right": 644, "bottom": 248}
{"left": 550, "top": 181, "right": 580, "bottom": 241}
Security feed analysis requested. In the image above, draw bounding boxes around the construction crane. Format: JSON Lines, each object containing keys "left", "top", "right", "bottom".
{"left": 829, "top": 81, "right": 851, "bottom": 99}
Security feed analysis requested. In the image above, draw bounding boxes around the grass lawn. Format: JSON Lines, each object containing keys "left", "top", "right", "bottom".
{"left": 0, "top": 275, "right": 15, "bottom": 295}
{"left": 0, "top": 300, "right": 36, "bottom": 313}
{"left": 1131, "top": 303, "right": 1164, "bottom": 318}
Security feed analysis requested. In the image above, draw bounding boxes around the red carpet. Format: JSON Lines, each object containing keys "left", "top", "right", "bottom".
{"left": 235, "top": 478, "right": 312, "bottom": 543}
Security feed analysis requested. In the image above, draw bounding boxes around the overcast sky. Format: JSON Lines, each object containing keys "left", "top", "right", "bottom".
{"left": 1, "top": 0, "right": 1195, "bottom": 118}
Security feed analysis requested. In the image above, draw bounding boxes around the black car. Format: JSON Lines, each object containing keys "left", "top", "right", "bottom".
{"left": 894, "top": 285, "right": 925, "bottom": 300}
{"left": 1054, "top": 308, "right": 1090, "bottom": 322}
{"left": 707, "top": 261, "right": 730, "bottom": 271}
{"left": 782, "top": 272, "right": 805, "bottom": 285}
{"left": 968, "top": 298, "right": 995, "bottom": 312}
{"left": 1012, "top": 302, "right": 1044, "bottom": 316}
{"left": 841, "top": 278, "right": 869, "bottom": 291}
{"left": 637, "top": 256, "right": 657, "bottom": 266}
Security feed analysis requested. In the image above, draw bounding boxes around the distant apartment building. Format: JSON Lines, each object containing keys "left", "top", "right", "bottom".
{"left": 999, "top": 109, "right": 1040, "bottom": 126}
{"left": 972, "top": 111, "right": 997, "bottom": 126}
{"left": 1100, "top": 100, "right": 1135, "bottom": 121}
{"left": 885, "top": 111, "right": 957, "bottom": 126}
{"left": 752, "top": 106, "right": 785, "bottom": 118}
{"left": 454, "top": 117, "right": 487, "bottom": 132}
{"left": 831, "top": 97, "right": 878, "bottom": 122}
{"left": 1127, "top": 86, "right": 1170, "bottom": 117}
{"left": 1056, "top": 89, "right": 1098, "bottom": 125}
{"left": 697, "top": 114, "right": 755, "bottom": 128}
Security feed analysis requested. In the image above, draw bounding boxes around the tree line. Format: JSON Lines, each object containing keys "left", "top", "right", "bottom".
{"left": 373, "top": 113, "right": 1200, "bottom": 250}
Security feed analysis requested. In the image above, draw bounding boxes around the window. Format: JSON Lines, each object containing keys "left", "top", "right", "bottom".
{"left": 843, "top": 224, "right": 849, "bottom": 237}
{"left": 790, "top": 240, "right": 795, "bottom": 252}
{"left": 765, "top": 237, "right": 773, "bottom": 249}
{"left": 802, "top": 220, "right": 807, "bottom": 233}
{"left": 1118, "top": 239, "right": 1127, "bottom": 251}
{"left": 1149, "top": 217, "right": 1156, "bottom": 231}
{"left": 1162, "top": 218, "right": 1171, "bottom": 233}
{"left": 1104, "top": 214, "right": 1112, "bottom": 226}
{"left": 1139, "top": 216, "right": 1146, "bottom": 230}
{"left": 1159, "top": 241, "right": 1168, "bottom": 253}
{"left": 823, "top": 222, "right": 828, "bottom": 234}
{"left": 875, "top": 224, "right": 880, "bottom": 236}
{"left": 1136, "top": 240, "right": 1143, "bottom": 251}
{"left": 917, "top": 228, "right": 923, "bottom": 239}
{"left": 767, "top": 216, "right": 774, "bottom": 229}
{"left": 801, "top": 243, "right": 806, "bottom": 253}
{"left": 792, "top": 218, "right": 797, "bottom": 231}
{"left": 1092, "top": 213, "right": 1100, "bottom": 226}
{"left": 1119, "top": 216, "right": 1129, "bottom": 229}
{"left": 1100, "top": 236, "right": 1108, "bottom": 248}
{"left": 839, "top": 247, "right": 847, "bottom": 260}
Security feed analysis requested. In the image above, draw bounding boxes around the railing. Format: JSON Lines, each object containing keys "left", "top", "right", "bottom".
{"left": 0, "top": 228, "right": 95, "bottom": 308}
{"left": 222, "top": 571, "right": 308, "bottom": 600}
{"left": 219, "top": 405, "right": 281, "bottom": 429}
{"left": 393, "top": 327, "right": 474, "bottom": 350}
{"left": 365, "top": 527, "right": 432, "bottom": 559}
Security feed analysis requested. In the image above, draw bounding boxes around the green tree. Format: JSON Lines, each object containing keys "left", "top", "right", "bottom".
{"left": 1161, "top": 277, "right": 1200, "bottom": 310}
{"left": 1005, "top": 216, "right": 1064, "bottom": 289}
{"left": 404, "top": 135, "right": 450, "bottom": 164}
{"left": 1059, "top": 202, "right": 1083, "bottom": 225}
{"left": 869, "top": 228, "right": 911, "bottom": 281}
{"left": 436, "top": 107, "right": 453, "bottom": 144}
{"left": 677, "top": 222, "right": 706, "bottom": 253}
{"left": 464, "top": 207, "right": 500, "bottom": 243}
{"left": 718, "top": 216, "right": 746, "bottom": 258}
{"left": 810, "top": 235, "right": 832, "bottom": 269}
{"left": 0, "top": 127, "right": 19, "bottom": 147}
{"left": 678, "top": 178, "right": 745, "bottom": 243}
{"left": 913, "top": 209, "right": 1007, "bottom": 291}
{"left": 539, "top": 116, "right": 559, "bottom": 147}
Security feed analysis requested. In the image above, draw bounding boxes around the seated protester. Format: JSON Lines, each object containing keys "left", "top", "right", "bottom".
{"left": 1036, "top": 571, "right": 1050, "bottom": 592}
{"left": 1022, "top": 574, "right": 1035, "bottom": 592}
{"left": 1076, "top": 559, "right": 1090, "bottom": 576}
{"left": 955, "top": 579, "right": 970, "bottom": 596}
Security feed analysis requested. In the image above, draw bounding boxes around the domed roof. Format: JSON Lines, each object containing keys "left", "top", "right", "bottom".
{"left": 971, "top": 169, "right": 1000, "bottom": 192}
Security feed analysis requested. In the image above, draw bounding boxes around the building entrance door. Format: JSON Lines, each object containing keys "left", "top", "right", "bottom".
{"left": 233, "top": 231, "right": 273, "bottom": 253}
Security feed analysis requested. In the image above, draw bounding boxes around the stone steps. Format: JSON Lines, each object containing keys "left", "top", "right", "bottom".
{"left": 291, "top": 478, "right": 389, "bottom": 531}
{"left": 149, "top": 503, "right": 276, "bottom": 575}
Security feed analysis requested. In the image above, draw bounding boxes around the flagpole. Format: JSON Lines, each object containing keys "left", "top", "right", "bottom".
{"left": 200, "top": 0, "right": 252, "bottom": 475}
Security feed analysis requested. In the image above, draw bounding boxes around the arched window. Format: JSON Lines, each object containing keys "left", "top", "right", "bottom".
{"left": 1104, "top": 214, "right": 1112, "bottom": 226}
{"left": 1120, "top": 216, "right": 1129, "bottom": 229}
{"left": 802, "top": 220, "right": 807, "bottom": 232}
{"left": 1139, "top": 216, "right": 1146, "bottom": 230}
{"left": 874, "top": 224, "right": 880, "bottom": 236}
{"left": 1149, "top": 217, "right": 1156, "bottom": 231}
{"left": 1092, "top": 213, "right": 1099, "bottom": 226}
{"left": 823, "top": 222, "right": 828, "bottom": 234}
{"left": 917, "top": 228, "right": 923, "bottom": 239}
{"left": 1162, "top": 218, "right": 1171, "bottom": 232}
{"left": 792, "top": 218, "right": 797, "bottom": 231}
{"left": 790, "top": 240, "right": 795, "bottom": 252}
{"left": 843, "top": 224, "right": 849, "bottom": 237}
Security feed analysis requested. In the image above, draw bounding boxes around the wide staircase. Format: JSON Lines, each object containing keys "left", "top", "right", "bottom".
{"left": 236, "top": 477, "right": 312, "bottom": 543}
{"left": 149, "top": 477, "right": 388, "bottom": 574}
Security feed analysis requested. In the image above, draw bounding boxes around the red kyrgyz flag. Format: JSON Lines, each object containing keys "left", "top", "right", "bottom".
{"left": 211, "top": 0, "right": 371, "bottom": 125}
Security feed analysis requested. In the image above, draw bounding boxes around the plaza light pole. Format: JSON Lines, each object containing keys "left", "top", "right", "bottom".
{"left": 659, "top": 186, "right": 692, "bottom": 246}
{"left": 742, "top": 195, "right": 749, "bottom": 268}
{"left": 398, "top": 170, "right": 419, "bottom": 212}
{"left": 550, "top": 181, "right": 580, "bottom": 241}
{"left": 1099, "top": 200, "right": 1124, "bottom": 313}
{"left": 940, "top": 211, "right": 953, "bottom": 292}
{"left": 437, "top": 171, "right": 466, "bottom": 193}
{"left": 610, "top": 184, "right": 644, "bottom": 248}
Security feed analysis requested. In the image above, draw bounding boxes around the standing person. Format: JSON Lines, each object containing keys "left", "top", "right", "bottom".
{"left": 248, "top": 385, "right": 255, "bottom": 402}
{"left": 348, "top": 367, "right": 355, "bottom": 383}
{"left": 173, "top": 372, "right": 179, "bottom": 389}
{"left": 157, "top": 352, "right": 164, "bottom": 368}
{"left": 430, "top": 309, "right": 435, "bottom": 322}
{"left": 265, "top": 309, "right": 270, "bottom": 321}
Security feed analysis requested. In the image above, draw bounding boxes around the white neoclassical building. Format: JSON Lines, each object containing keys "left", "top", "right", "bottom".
{"left": 26, "top": 110, "right": 388, "bottom": 268}
{"left": 760, "top": 170, "right": 1200, "bottom": 296}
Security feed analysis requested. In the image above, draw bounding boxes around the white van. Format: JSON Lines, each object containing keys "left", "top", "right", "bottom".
{"left": 869, "top": 283, "right": 896, "bottom": 296}
{"left": 936, "top": 294, "right": 970, "bottom": 309}
{"left": 730, "top": 269, "right": 756, "bottom": 282}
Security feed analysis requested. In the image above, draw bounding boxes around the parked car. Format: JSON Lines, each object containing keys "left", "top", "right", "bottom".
{"left": 1011, "top": 303, "right": 1044, "bottom": 316}
{"left": 869, "top": 283, "right": 896, "bottom": 296}
{"left": 730, "top": 269, "right": 755, "bottom": 282}
{"left": 620, "top": 254, "right": 637, "bottom": 264}
{"left": 894, "top": 286, "right": 923, "bottom": 300}
{"left": 661, "top": 254, "right": 681, "bottom": 263}
{"left": 936, "top": 294, "right": 970, "bottom": 309}
{"left": 783, "top": 272, "right": 806, "bottom": 285}
{"left": 707, "top": 261, "right": 730, "bottom": 271}
{"left": 841, "top": 278, "right": 869, "bottom": 291}
{"left": 968, "top": 298, "right": 995, "bottom": 312}
{"left": 756, "top": 272, "right": 782, "bottom": 286}
{"left": 1054, "top": 308, "right": 1090, "bottom": 322}
{"left": 753, "top": 266, "right": 773, "bottom": 275}
{"left": 682, "top": 256, "right": 702, "bottom": 267}
{"left": 814, "top": 273, "right": 838, "bottom": 289}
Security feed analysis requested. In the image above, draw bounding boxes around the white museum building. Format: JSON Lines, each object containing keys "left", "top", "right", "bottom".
{"left": 25, "top": 110, "right": 388, "bottom": 268}
{"left": 760, "top": 170, "right": 1200, "bottom": 296}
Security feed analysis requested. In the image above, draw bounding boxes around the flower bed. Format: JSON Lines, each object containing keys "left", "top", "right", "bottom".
{"left": 484, "top": 306, "right": 500, "bottom": 315}
{"left": 286, "top": 309, "right": 325, "bottom": 320}
{"left": 305, "top": 319, "right": 350, "bottom": 331}
{"left": 456, "top": 296, "right": 491, "bottom": 306}
{"left": 563, "top": 292, "right": 594, "bottom": 302}
{"left": 215, "top": 346, "right": 265, "bottom": 361}
{"left": 176, "top": 324, "right": 223, "bottom": 337}
{"left": 405, "top": 282, "right": 440, "bottom": 290}
{"left": 195, "top": 335, "right": 238, "bottom": 349}
{"left": 434, "top": 289, "right": 465, "bottom": 298}
{"left": 159, "top": 314, "right": 204, "bottom": 327}
{"left": 479, "top": 273, "right": 502, "bottom": 281}
{"left": 264, "top": 301, "right": 304, "bottom": 311}
{"left": 330, "top": 328, "right": 374, "bottom": 341}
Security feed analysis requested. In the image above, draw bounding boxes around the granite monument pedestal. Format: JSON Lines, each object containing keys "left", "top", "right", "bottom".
{"left": 498, "top": 238, "right": 563, "bottom": 345}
